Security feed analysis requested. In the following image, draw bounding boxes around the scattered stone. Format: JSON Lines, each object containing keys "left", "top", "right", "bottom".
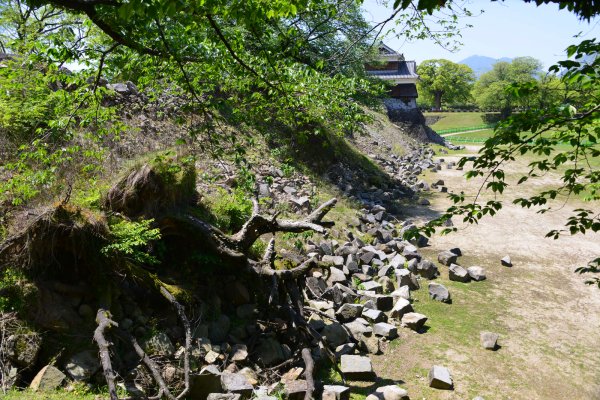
{"left": 336, "top": 303, "right": 364, "bottom": 322}
{"left": 306, "top": 276, "right": 327, "bottom": 298}
{"left": 366, "top": 385, "right": 409, "bottom": 400}
{"left": 334, "top": 343, "right": 356, "bottom": 358}
{"left": 238, "top": 367, "right": 259, "bottom": 385}
{"left": 362, "top": 308, "right": 387, "bottom": 323}
{"left": 376, "top": 276, "right": 395, "bottom": 293}
{"left": 390, "top": 298, "right": 413, "bottom": 319}
{"left": 361, "top": 280, "right": 383, "bottom": 293}
{"left": 207, "top": 394, "right": 241, "bottom": 400}
{"left": 448, "top": 264, "right": 470, "bottom": 283}
{"left": 389, "top": 254, "right": 407, "bottom": 269}
{"left": 65, "top": 350, "right": 100, "bottom": 381}
{"left": 284, "top": 379, "right": 308, "bottom": 400}
{"left": 359, "top": 293, "right": 394, "bottom": 311}
{"left": 467, "top": 266, "right": 487, "bottom": 281}
{"left": 141, "top": 331, "right": 175, "bottom": 356}
{"left": 372, "top": 322, "right": 398, "bottom": 339}
{"left": 209, "top": 315, "right": 231, "bottom": 343}
{"left": 340, "top": 355, "right": 375, "bottom": 380}
{"left": 205, "top": 350, "right": 220, "bottom": 364}
{"left": 395, "top": 269, "right": 419, "bottom": 290}
{"left": 428, "top": 282, "right": 451, "bottom": 303}
{"left": 255, "top": 337, "right": 285, "bottom": 366}
{"left": 323, "top": 255, "right": 345, "bottom": 266}
{"left": 401, "top": 313, "right": 428, "bottom": 331}
{"left": 190, "top": 365, "right": 223, "bottom": 398}
{"left": 501, "top": 255, "right": 512, "bottom": 267}
{"left": 327, "top": 267, "right": 348, "bottom": 285}
{"left": 416, "top": 259, "right": 439, "bottom": 279}
{"left": 428, "top": 365, "right": 453, "bottom": 390}
{"left": 221, "top": 371, "right": 253, "bottom": 397}
{"left": 480, "top": 332, "right": 499, "bottom": 350}
{"left": 230, "top": 344, "right": 249, "bottom": 361}
{"left": 322, "top": 321, "right": 350, "bottom": 347}
{"left": 449, "top": 247, "right": 462, "bottom": 256}
{"left": 437, "top": 250, "right": 458, "bottom": 266}
{"left": 323, "top": 384, "right": 351, "bottom": 400}
{"left": 6, "top": 334, "right": 41, "bottom": 368}
{"left": 30, "top": 365, "right": 66, "bottom": 391}
{"left": 391, "top": 286, "right": 410, "bottom": 301}
{"left": 358, "top": 333, "right": 381, "bottom": 355}
{"left": 344, "top": 320, "right": 372, "bottom": 339}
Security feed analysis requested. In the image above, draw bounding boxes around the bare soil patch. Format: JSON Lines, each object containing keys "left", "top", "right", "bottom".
{"left": 374, "top": 145, "right": 600, "bottom": 399}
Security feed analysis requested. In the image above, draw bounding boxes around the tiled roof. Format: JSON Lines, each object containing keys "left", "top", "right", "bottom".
{"left": 366, "top": 61, "right": 419, "bottom": 79}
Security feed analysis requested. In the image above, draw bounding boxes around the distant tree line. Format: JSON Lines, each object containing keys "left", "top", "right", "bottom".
{"left": 416, "top": 56, "right": 588, "bottom": 117}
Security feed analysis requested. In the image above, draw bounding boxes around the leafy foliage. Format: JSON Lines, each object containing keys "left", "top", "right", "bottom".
{"left": 207, "top": 188, "right": 253, "bottom": 233}
{"left": 472, "top": 57, "right": 543, "bottom": 115}
{"left": 101, "top": 219, "right": 162, "bottom": 264}
{"left": 0, "top": 267, "right": 35, "bottom": 313}
{"left": 417, "top": 59, "right": 475, "bottom": 110}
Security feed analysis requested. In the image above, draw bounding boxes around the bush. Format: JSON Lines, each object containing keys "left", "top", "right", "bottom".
{"left": 101, "top": 219, "right": 162, "bottom": 265}
{"left": 209, "top": 188, "right": 253, "bottom": 233}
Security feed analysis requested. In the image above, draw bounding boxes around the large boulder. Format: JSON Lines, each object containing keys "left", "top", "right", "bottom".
{"left": 30, "top": 365, "right": 66, "bottom": 391}
{"left": 6, "top": 333, "right": 41, "bottom": 368}
{"left": 416, "top": 260, "right": 439, "bottom": 279}
{"left": 65, "top": 350, "right": 100, "bottom": 381}
{"left": 501, "top": 255, "right": 512, "bottom": 267}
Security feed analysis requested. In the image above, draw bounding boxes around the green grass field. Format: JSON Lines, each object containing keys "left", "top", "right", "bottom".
{"left": 424, "top": 112, "right": 490, "bottom": 131}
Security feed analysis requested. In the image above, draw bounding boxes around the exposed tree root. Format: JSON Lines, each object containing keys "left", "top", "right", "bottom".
{"left": 95, "top": 285, "right": 193, "bottom": 400}
{"left": 3, "top": 163, "right": 339, "bottom": 397}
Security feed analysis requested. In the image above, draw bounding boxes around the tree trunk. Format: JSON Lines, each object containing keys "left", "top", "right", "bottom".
{"left": 434, "top": 91, "right": 443, "bottom": 111}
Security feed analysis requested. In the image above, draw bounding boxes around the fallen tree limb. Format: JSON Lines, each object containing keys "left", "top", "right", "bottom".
{"left": 302, "top": 347, "right": 315, "bottom": 400}
{"left": 93, "top": 309, "right": 119, "bottom": 400}
{"left": 231, "top": 198, "right": 337, "bottom": 252}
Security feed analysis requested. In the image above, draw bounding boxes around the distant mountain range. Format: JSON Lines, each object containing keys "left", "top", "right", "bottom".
{"left": 459, "top": 55, "right": 513, "bottom": 77}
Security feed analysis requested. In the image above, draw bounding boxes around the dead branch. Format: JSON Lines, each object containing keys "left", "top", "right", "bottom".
{"left": 302, "top": 347, "right": 315, "bottom": 400}
{"left": 93, "top": 309, "right": 119, "bottom": 400}
{"left": 159, "top": 286, "right": 191, "bottom": 400}
{"left": 231, "top": 198, "right": 337, "bottom": 252}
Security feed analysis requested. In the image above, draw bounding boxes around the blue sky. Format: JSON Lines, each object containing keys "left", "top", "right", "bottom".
{"left": 362, "top": 0, "right": 600, "bottom": 69}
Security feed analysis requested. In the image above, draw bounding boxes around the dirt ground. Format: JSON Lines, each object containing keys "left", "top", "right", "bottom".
{"left": 370, "top": 145, "right": 600, "bottom": 399}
